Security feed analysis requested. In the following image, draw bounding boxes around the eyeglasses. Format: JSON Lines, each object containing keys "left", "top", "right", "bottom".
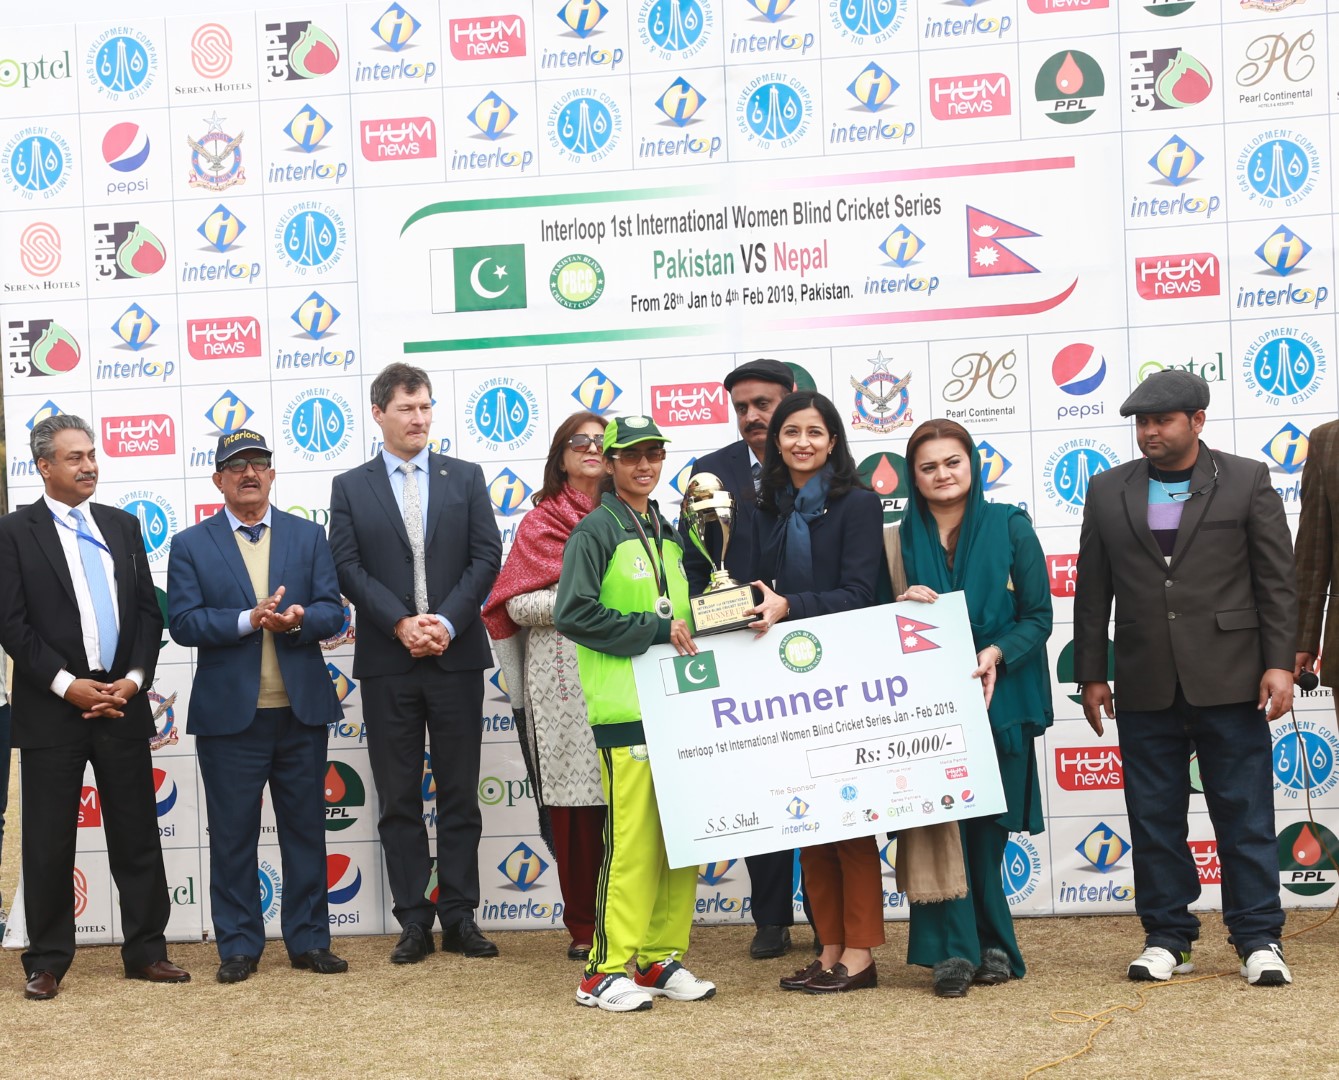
{"left": 567, "top": 433, "right": 602, "bottom": 452}
{"left": 613, "top": 446, "right": 667, "bottom": 464}
{"left": 1165, "top": 452, "right": 1219, "bottom": 501}
{"left": 220, "top": 457, "right": 272, "bottom": 474}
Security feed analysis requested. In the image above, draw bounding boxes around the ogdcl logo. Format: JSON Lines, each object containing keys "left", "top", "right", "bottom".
{"left": 1002, "top": 834, "right": 1041, "bottom": 907}
{"left": 1271, "top": 718, "right": 1339, "bottom": 801}
{"left": 1042, "top": 439, "right": 1119, "bottom": 516}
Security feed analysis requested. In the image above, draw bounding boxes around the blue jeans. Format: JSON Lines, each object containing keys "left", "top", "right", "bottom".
{"left": 1116, "top": 686, "right": 1284, "bottom": 958}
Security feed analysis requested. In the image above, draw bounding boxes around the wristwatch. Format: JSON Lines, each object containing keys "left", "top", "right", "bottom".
{"left": 285, "top": 624, "right": 303, "bottom": 635}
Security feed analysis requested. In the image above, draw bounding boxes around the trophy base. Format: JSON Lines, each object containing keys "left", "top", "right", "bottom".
{"left": 690, "top": 583, "right": 763, "bottom": 636}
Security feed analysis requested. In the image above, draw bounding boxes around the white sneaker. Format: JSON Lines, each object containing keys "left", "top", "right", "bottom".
{"left": 1240, "top": 944, "right": 1292, "bottom": 987}
{"left": 1127, "top": 946, "right": 1193, "bottom": 981}
{"left": 576, "top": 972, "right": 653, "bottom": 1012}
{"left": 634, "top": 958, "right": 716, "bottom": 1001}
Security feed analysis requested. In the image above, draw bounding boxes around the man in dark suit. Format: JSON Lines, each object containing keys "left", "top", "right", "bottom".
{"left": 167, "top": 430, "right": 348, "bottom": 984}
{"left": 0, "top": 414, "right": 190, "bottom": 1000}
{"left": 329, "top": 363, "right": 502, "bottom": 963}
{"left": 679, "top": 357, "right": 806, "bottom": 960}
{"left": 1074, "top": 370, "right": 1297, "bottom": 987}
{"left": 1293, "top": 418, "right": 1339, "bottom": 692}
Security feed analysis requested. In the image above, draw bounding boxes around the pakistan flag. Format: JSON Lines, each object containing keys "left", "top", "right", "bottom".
{"left": 661, "top": 651, "right": 720, "bottom": 695}
{"left": 430, "top": 243, "right": 527, "bottom": 313}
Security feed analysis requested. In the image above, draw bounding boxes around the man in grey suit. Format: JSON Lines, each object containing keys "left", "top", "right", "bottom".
{"left": 1074, "top": 370, "right": 1296, "bottom": 988}
{"left": 329, "top": 363, "right": 502, "bottom": 963}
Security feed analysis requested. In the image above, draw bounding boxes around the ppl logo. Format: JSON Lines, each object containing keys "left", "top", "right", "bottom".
{"left": 102, "top": 122, "right": 150, "bottom": 172}
{"left": 325, "top": 759, "right": 366, "bottom": 833}
{"left": 360, "top": 117, "right": 437, "bottom": 161}
{"left": 373, "top": 3, "right": 422, "bottom": 51}
{"left": 489, "top": 467, "right": 533, "bottom": 515}
{"left": 205, "top": 390, "right": 254, "bottom": 435}
{"left": 652, "top": 382, "right": 728, "bottom": 426}
{"left": 327, "top": 853, "right": 363, "bottom": 904}
{"left": 449, "top": 15, "right": 527, "bottom": 60}
{"left": 1035, "top": 49, "right": 1104, "bottom": 125}
{"left": 102, "top": 415, "right": 175, "bottom": 456}
{"left": 187, "top": 316, "right": 261, "bottom": 360}
{"left": 571, "top": 367, "right": 621, "bottom": 413}
{"left": 190, "top": 24, "right": 233, "bottom": 79}
{"left": 1134, "top": 253, "right": 1220, "bottom": 300}
{"left": 78, "top": 785, "right": 102, "bottom": 827}
{"left": 1055, "top": 747, "right": 1124, "bottom": 790}
{"left": 1148, "top": 134, "right": 1202, "bottom": 186}
{"left": 1075, "top": 822, "right": 1131, "bottom": 871}
{"left": 498, "top": 841, "right": 549, "bottom": 891}
{"left": 19, "top": 221, "right": 61, "bottom": 277}
{"left": 1279, "top": 822, "right": 1339, "bottom": 897}
{"left": 929, "top": 74, "right": 1011, "bottom": 120}
{"left": 1262, "top": 423, "right": 1308, "bottom": 474}
{"left": 292, "top": 291, "right": 341, "bottom": 339}
{"left": 152, "top": 768, "right": 178, "bottom": 816}
{"left": 264, "top": 21, "right": 340, "bottom": 81}
{"left": 1190, "top": 840, "right": 1220, "bottom": 885}
{"left": 1046, "top": 554, "right": 1078, "bottom": 598}
{"left": 699, "top": 860, "right": 735, "bottom": 886}
{"left": 4, "top": 318, "right": 81, "bottom": 377}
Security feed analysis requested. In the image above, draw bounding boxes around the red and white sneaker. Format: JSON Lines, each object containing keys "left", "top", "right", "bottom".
{"left": 633, "top": 958, "right": 716, "bottom": 1001}
{"left": 575, "top": 972, "right": 653, "bottom": 1012}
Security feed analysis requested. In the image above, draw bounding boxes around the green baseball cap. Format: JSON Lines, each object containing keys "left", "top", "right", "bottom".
{"left": 603, "top": 415, "right": 670, "bottom": 452}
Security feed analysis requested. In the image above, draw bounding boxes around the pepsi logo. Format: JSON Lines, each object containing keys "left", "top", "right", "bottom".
{"left": 102, "top": 122, "right": 150, "bottom": 172}
{"left": 1052, "top": 343, "right": 1106, "bottom": 396}
{"left": 152, "top": 767, "right": 178, "bottom": 816}
{"left": 327, "top": 853, "right": 363, "bottom": 904}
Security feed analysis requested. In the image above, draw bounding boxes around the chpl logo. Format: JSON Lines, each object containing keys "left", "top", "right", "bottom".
{"left": 657, "top": 76, "right": 706, "bottom": 126}
{"left": 829, "top": 0, "right": 906, "bottom": 44}
{"left": 848, "top": 61, "right": 898, "bottom": 111}
{"left": 360, "top": 117, "right": 436, "bottom": 161}
{"left": 1242, "top": 329, "right": 1324, "bottom": 408}
{"left": 152, "top": 767, "right": 178, "bottom": 816}
{"left": 1055, "top": 746, "right": 1124, "bottom": 790}
{"left": 1236, "top": 130, "right": 1319, "bottom": 209}
{"left": 850, "top": 352, "right": 912, "bottom": 433}
{"left": 187, "top": 113, "right": 245, "bottom": 192}
{"left": 549, "top": 89, "right": 622, "bottom": 162}
{"left": 187, "top": 316, "right": 261, "bottom": 360}
{"left": 283, "top": 388, "right": 355, "bottom": 461}
{"left": 857, "top": 451, "right": 909, "bottom": 526}
{"left": 1272, "top": 718, "right": 1339, "bottom": 800}
{"left": 1278, "top": 822, "right": 1339, "bottom": 897}
{"left": 117, "top": 490, "right": 177, "bottom": 563}
{"left": 499, "top": 841, "right": 550, "bottom": 891}
{"left": 699, "top": 860, "right": 735, "bottom": 886}
{"left": 101, "top": 122, "right": 150, "bottom": 173}
{"left": 86, "top": 28, "right": 157, "bottom": 101}
{"left": 1148, "top": 133, "right": 1202, "bottom": 186}
{"left": 1035, "top": 49, "right": 1104, "bottom": 124}
{"left": 469, "top": 91, "right": 517, "bottom": 139}
{"left": 976, "top": 440, "right": 1011, "bottom": 489}
{"left": 1261, "top": 422, "right": 1308, "bottom": 474}
{"left": 264, "top": 21, "right": 340, "bottom": 81}
{"left": 1002, "top": 834, "right": 1041, "bottom": 906}
{"left": 111, "top": 303, "right": 159, "bottom": 350}
{"left": 373, "top": 3, "right": 421, "bottom": 50}
{"left": 103, "top": 415, "right": 174, "bottom": 457}
{"left": 274, "top": 202, "right": 347, "bottom": 275}
{"left": 292, "top": 291, "right": 341, "bottom": 339}
{"left": 737, "top": 73, "right": 811, "bottom": 150}
{"left": 1255, "top": 225, "right": 1310, "bottom": 277}
{"left": 325, "top": 761, "right": 367, "bottom": 831}
{"left": 464, "top": 376, "right": 539, "bottom": 453}
{"left": 1129, "top": 48, "right": 1213, "bottom": 111}
{"left": 651, "top": 381, "right": 727, "bottom": 426}
{"left": 572, "top": 367, "right": 621, "bottom": 413}
{"left": 327, "top": 662, "right": 357, "bottom": 702}
{"left": 198, "top": 204, "right": 245, "bottom": 253}
{"left": 929, "top": 73, "right": 1010, "bottom": 120}
{"left": 1075, "top": 822, "right": 1131, "bottom": 871}
{"left": 92, "top": 220, "right": 166, "bottom": 280}
{"left": 639, "top": 0, "right": 713, "bottom": 60}
{"left": 204, "top": 390, "right": 254, "bottom": 435}
{"left": 1042, "top": 439, "right": 1119, "bottom": 515}
{"left": 489, "top": 467, "right": 533, "bottom": 515}
{"left": 19, "top": 221, "right": 61, "bottom": 277}
{"left": 2, "top": 125, "right": 73, "bottom": 199}
{"left": 258, "top": 859, "right": 283, "bottom": 922}
{"left": 284, "top": 104, "right": 333, "bottom": 152}
{"left": 327, "top": 853, "right": 363, "bottom": 904}
{"left": 1134, "top": 252, "right": 1219, "bottom": 300}
{"left": 1190, "top": 840, "right": 1220, "bottom": 886}
{"left": 4, "top": 318, "right": 81, "bottom": 377}
{"left": 1045, "top": 554, "right": 1078, "bottom": 599}
{"left": 190, "top": 23, "right": 233, "bottom": 79}
{"left": 449, "top": 15, "right": 527, "bottom": 60}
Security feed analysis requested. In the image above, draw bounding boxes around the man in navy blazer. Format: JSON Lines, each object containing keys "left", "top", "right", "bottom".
{"left": 168, "top": 430, "right": 348, "bottom": 984}
{"left": 328, "top": 363, "right": 502, "bottom": 963}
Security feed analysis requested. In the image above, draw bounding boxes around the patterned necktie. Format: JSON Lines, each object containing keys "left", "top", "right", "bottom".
{"left": 751, "top": 460, "right": 762, "bottom": 496}
{"left": 69, "top": 508, "right": 118, "bottom": 672}
{"left": 238, "top": 523, "right": 266, "bottom": 544}
{"left": 400, "top": 462, "right": 429, "bottom": 614}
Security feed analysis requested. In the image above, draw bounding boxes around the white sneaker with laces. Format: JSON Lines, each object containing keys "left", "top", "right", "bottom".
{"left": 1127, "top": 946, "right": 1193, "bottom": 981}
{"left": 1240, "top": 944, "right": 1292, "bottom": 987}
{"left": 575, "top": 972, "right": 653, "bottom": 1012}
{"left": 634, "top": 958, "right": 717, "bottom": 1001}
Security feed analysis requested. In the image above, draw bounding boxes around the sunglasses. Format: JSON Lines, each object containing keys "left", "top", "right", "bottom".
{"left": 220, "top": 456, "right": 272, "bottom": 474}
{"left": 613, "top": 446, "right": 667, "bottom": 464}
{"left": 567, "top": 433, "right": 603, "bottom": 452}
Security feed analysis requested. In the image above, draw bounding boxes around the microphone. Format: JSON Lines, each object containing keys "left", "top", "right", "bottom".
{"left": 1297, "top": 671, "right": 1319, "bottom": 692}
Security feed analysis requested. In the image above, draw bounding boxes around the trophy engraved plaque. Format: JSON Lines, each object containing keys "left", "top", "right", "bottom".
{"left": 682, "top": 473, "right": 763, "bottom": 636}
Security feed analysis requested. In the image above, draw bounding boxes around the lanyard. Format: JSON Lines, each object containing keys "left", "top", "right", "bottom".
{"left": 616, "top": 496, "right": 673, "bottom": 618}
{"left": 51, "top": 509, "right": 113, "bottom": 556}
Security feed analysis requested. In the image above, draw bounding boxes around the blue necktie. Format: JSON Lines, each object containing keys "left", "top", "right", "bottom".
{"left": 751, "top": 461, "right": 762, "bottom": 496}
{"left": 239, "top": 523, "right": 266, "bottom": 544}
{"left": 69, "top": 508, "right": 118, "bottom": 672}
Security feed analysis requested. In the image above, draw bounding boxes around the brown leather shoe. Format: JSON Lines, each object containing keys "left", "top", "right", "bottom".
{"left": 125, "top": 959, "right": 191, "bottom": 983}
{"left": 779, "top": 959, "right": 824, "bottom": 991}
{"left": 803, "top": 961, "right": 878, "bottom": 994}
{"left": 24, "top": 970, "right": 59, "bottom": 1000}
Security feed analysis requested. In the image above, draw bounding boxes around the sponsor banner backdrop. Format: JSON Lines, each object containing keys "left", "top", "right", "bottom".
{"left": 3, "top": 0, "right": 1338, "bottom": 945}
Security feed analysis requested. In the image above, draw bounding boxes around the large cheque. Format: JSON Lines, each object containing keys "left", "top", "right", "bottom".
{"left": 631, "top": 593, "right": 1005, "bottom": 869}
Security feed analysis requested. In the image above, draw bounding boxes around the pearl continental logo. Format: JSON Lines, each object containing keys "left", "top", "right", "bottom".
{"left": 465, "top": 376, "right": 540, "bottom": 453}
{"left": 829, "top": 0, "right": 906, "bottom": 45}
{"left": 117, "top": 490, "right": 177, "bottom": 563}
{"left": 639, "top": 0, "right": 714, "bottom": 61}
{"left": 86, "top": 27, "right": 157, "bottom": 102}
{"left": 1242, "top": 328, "right": 1325, "bottom": 408}
{"left": 2, "top": 125, "right": 73, "bottom": 200}
{"left": 779, "top": 630, "right": 822, "bottom": 674}
{"left": 273, "top": 202, "right": 347, "bottom": 275}
{"left": 283, "top": 388, "right": 355, "bottom": 462}
{"left": 548, "top": 88, "right": 622, "bottom": 163}
{"left": 737, "top": 73, "right": 811, "bottom": 150}
{"left": 550, "top": 253, "right": 605, "bottom": 309}
{"left": 1042, "top": 438, "right": 1119, "bottom": 516}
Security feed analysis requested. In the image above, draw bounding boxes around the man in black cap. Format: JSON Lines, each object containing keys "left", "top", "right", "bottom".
{"left": 167, "top": 430, "right": 349, "bottom": 983}
{"left": 1073, "top": 370, "right": 1297, "bottom": 987}
{"left": 679, "top": 358, "right": 807, "bottom": 959}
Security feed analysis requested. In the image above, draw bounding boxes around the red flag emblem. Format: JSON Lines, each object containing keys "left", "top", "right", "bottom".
{"left": 897, "top": 616, "right": 940, "bottom": 653}
{"left": 966, "top": 206, "right": 1040, "bottom": 277}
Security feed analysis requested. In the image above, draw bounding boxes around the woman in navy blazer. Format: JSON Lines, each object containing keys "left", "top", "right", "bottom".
{"left": 748, "top": 391, "right": 886, "bottom": 995}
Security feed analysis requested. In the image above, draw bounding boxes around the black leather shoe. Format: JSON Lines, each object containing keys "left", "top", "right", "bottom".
{"left": 290, "top": 948, "right": 349, "bottom": 974}
{"left": 567, "top": 943, "right": 591, "bottom": 961}
{"left": 804, "top": 961, "right": 878, "bottom": 994}
{"left": 390, "top": 923, "right": 435, "bottom": 965}
{"left": 750, "top": 924, "right": 792, "bottom": 959}
{"left": 216, "top": 956, "right": 258, "bottom": 984}
{"left": 442, "top": 917, "right": 499, "bottom": 958}
{"left": 779, "top": 959, "right": 824, "bottom": 991}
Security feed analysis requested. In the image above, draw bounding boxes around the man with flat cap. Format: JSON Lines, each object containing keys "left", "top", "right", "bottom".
{"left": 679, "top": 358, "right": 807, "bottom": 960}
{"left": 168, "top": 430, "right": 348, "bottom": 983}
{"left": 1073, "top": 369, "right": 1297, "bottom": 987}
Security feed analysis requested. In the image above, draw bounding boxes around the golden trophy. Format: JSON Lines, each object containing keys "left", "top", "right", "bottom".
{"left": 682, "top": 473, "right": 763, "bottom": 636}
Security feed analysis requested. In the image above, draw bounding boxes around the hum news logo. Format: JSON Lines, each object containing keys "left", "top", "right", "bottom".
{"left": 1054, "top": 746, "right": 1124, "bottom": 790}
{"left": 449, "top": 14, "right": 526, "bottom": 59}
{"left": 928, "top": 73, "right": 1011, "bottom": 120}
{"left": 1190, "top": 839, "right": 1220, "bottom": 886}
{"left": 1135, "top": 252, "right": 1220, "bottom": 300}
{"left": 186, "top": 316, "right": 261, "bottom": 359}
{"left": 651, "top": 382, "right": 728, "bottom": 426}
{"left": 1046, "top": 554, "right": 1077, "bottom": 598}
{"left": 102, "top": 414, "right": 175, "bottom": 456}
{"left": 360, "top": 117, "right": 437, "bottom": 161}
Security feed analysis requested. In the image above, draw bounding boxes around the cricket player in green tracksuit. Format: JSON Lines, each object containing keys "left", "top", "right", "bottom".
{"left": 554, "top": 415, "right": 717, "bottom": 1014}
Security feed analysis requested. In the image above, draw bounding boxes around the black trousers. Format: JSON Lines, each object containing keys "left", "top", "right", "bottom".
{"left": 361, "top": 664, "right": 484, "bottom": 931}
{"left": 21, "top": 730, "right": 170, "bottom": 979}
